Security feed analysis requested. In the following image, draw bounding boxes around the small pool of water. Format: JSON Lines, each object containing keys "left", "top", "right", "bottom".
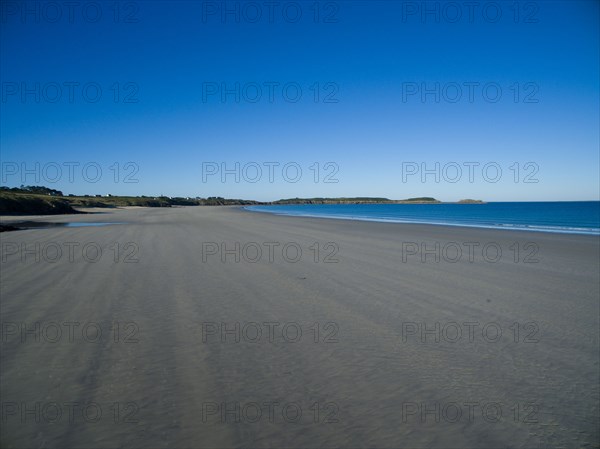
{"left": 3, "top": 221, "right": 124, "bottom": 230}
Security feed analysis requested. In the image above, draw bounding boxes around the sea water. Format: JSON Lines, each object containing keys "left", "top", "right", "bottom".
{"left": 246, "top": 202, "right": 600, "bottom": 235}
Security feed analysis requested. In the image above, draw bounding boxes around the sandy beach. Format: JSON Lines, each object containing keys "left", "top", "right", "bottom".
{"left": 1, "top": 206, "right": 598, "bottom": 448}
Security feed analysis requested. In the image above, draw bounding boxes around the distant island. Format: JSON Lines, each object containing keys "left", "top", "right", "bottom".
{"left": 273, "top": 197, "right": 486, "bottom": 205}
{"left": 273, "top": 197, "right": 441, "bottom": 204}
{"left": 457, "top": 199, "right": 485, "bottom": 204}
{"left": 0, "top": 186, "right": 484, "bottom": 216}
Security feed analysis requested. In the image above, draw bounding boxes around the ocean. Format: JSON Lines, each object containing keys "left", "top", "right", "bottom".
{"left": 245, "top": 202, "right": 600, "bottom": 235}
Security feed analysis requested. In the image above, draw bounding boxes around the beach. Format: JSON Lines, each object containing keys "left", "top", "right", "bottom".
{"left": 1, "top": 206, "right": 598, "bottom": 448}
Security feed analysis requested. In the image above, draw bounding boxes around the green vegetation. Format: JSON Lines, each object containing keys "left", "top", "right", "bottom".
{"left": 274, "top": 197, "right": 441, "bottom": 204}
{"left": 0, "top": 188, "right": 262, "bottom": 215}
{"left": 457, "top": 199, "right": 485, "bottom": 204}
{"left": 0, "top": 191, "right": 81, "bottom": 215}
{"left": 1, "top": 185, "right": 64, "bottom": 196}
{"left": 401, "top": 197, "right": 439, "bottom": 203}
{"left": 274, "top": 197, "right": 393, "bottom": 204}
{"left": 0, "top": 186, "right": 481, "bottom": 216}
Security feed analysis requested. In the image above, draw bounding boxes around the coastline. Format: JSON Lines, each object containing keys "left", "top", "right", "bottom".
{"left": 243, "top": 204, "right": 600, "bottom": 236}
{"left": 1, "top": 206, "right": 598, "bottom": 448}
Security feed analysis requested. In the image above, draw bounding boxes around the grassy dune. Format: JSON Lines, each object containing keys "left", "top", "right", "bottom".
{"left": 0, "top": 191, "right": 260, "bottom": 215}
{"left": 0, "top": 192, "right": 81, "bottom": 215}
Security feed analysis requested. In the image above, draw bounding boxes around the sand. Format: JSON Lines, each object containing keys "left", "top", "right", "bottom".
{"left": 1, "top": 206, "right": 598, "bottom": 448}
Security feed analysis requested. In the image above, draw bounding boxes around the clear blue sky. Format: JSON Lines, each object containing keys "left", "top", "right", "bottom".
{"left": 1, "top": 0, "right": 598, "bottom": 201}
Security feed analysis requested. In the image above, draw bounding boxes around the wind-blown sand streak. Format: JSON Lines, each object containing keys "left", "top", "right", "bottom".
{"left": 1, "top": 206, "right": 598, "bottom": 448}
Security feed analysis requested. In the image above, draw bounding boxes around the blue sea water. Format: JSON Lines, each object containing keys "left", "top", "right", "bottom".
{"left": 245, "top": 202, "right": 600, "bottom": 235}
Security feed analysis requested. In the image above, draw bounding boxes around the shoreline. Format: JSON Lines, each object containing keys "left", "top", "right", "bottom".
{"left": 242, "top": 205, "right": 600, "bottom": 237}
{"left": 2, "top": 204, "right": 599, "bottom": 238}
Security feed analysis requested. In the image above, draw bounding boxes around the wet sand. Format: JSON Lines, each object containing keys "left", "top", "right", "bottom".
{"left": 1, "top": 206, "right": 598, "bottom": 448}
